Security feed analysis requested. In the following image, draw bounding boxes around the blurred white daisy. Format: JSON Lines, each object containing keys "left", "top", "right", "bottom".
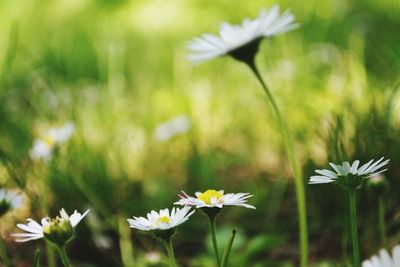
{"left": 145, "top": 251, "right": 162, "bottom": 264}
{"left": 0, "top": 189, "right": 23, "bottom": 217}
{"left": 127, "top": 206, "right": 194, "bottom": 231}
{"left": 175, "top": 189, "right": 256, "bottom": 209}
{"left": 188, "top": 4, "right": 298, "bottom": 64}
{"left": 13, "top": 208, "right": 89, "bottom": 243}
{"left": 362, "top": 245, "right": 400, "bottom": 267}
{"left": 309, "top": 157, "right": 389, "bottom": 187}
{"left": 30, "top": 122, "right": 75, "bottom": 161}
{"left": 154, "top": 116, "right": 191, "bottom": 142}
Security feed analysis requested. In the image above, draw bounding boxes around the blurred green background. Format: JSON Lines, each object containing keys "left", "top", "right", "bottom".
{"left": 1, "top": 0, "right": 400, "bottom": 266}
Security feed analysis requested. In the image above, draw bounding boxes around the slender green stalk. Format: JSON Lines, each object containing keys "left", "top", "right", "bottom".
{"left": 118, "top": 215, "right": 135, "bottom": 267}
{"left": 37, "top": 164, "right": 56, "bottom": 267}
{"left": 163, "top": 239, "right": 178, "bottom": 267}
{"left": 378, "top": 195, "right": 386, "bottom": 245}
{"left": 45, "top": 241, "right": 56, "bottom": 267}
{"left": 33, "top": 249, "right": 41, "bottom": 267}
{"left": 208, "top": 215, "right": 221, "bottom": 266}
{"left": 56, "top": 245, "right": 72, "bottom": 267}
{"left": 348, "top": 190, "right": 360, "bottom": 267}
{"left": 247, "top": 61, "right": 308, "bottom": 267}
{"left": 221, "top": 229, "right": 236, "bottom": 267}
{"left": 0, "top": 237, "right": 13, "bottom": 267}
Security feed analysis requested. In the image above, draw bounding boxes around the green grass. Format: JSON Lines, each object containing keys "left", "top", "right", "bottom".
{"left": 0, "top": 0, "right": 400, "bottom": 266}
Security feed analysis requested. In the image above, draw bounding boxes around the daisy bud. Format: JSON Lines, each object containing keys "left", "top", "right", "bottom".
{"left": 367, "top": 175, "right": 387, "bottom": 194}
{"left": 43, "top": 217, "right": 74, "bottom": 246}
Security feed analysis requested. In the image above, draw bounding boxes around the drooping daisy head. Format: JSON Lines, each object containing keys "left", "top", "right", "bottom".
{"left": 0, "top": 189, "right": 23, "bottom": 217}
{"left": 188, "top": 5, "right": 298, "bottom": 64}
{"left": 175, "top": 189, "right": 256, "bottom": 210}
{"left": 362, "top": 245, "right": 400, "bottom": 267}
{"left": 309, "top": 157, "right": 389, "bottom": 190}
{"left": 30, "top": 122, "right": 75, "bottom": 161}
{"left": 13, "top": 208, "right": 89, "bottom": 246}
{"left": 127, "top": 206, "right": 194, "bottom": 232}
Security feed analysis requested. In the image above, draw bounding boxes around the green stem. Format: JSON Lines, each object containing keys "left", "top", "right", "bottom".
{"left": 56, "top": 245, "right": 72, "bottom": 267}
{"left": 0, "top": 237, "right": 13, "bottom": 267}
{"left": 37, "top": 164, "right": 56, "bottom": 267}
{"left": 348, "top": 190, "right": 360, "bottom": 267}
{"left": 45, "top": 242, "right": 56, "bottom": 267}
{"left": 163, "top": 239, "right": 178, "bottom": 267}
{"left": 378, "top": 195, "right": 386, "bottom": 246}
{"left": 221, "top": 229, "right": 236, "bottom": 267}
{"left": 33, "top": 249, "right": 41, "bottom": 267}
{"left": 118, "top": 215, "right": 135, "bottom": 267}
{"left": 208, "top": 215, "right": 221, "bottom": 266}
{"left": 247, "top": 61, "right": 308, "bottom": 267}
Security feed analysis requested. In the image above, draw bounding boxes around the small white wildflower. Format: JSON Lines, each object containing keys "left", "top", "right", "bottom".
{"left": 154, "top": 116, "right": 191, "bottom": 141}
{"left": 127, "top": 206, "right": 194, "bottom": 231}
{"left": 13, "top": 208, "right": 89, "bottom": 244}
{"left": 362, "top": 245, "right": 400, "bottom": 267}
{"left": 175, "top": 189, "right": 256, "bottom": 209}
{"left": 146, "top": 251, "right": 162, "bottom": 264}
{"left": 0, "top": 189, "right": 23, "bottom": 217}
{"left": 30, "top": 122, "right": 75, "bottom": 161}
{"left": 188, "top": 5, "right": 298, "bottom": 64}
{"left": 309, "top": 157, "right": 389, "bottom": 189}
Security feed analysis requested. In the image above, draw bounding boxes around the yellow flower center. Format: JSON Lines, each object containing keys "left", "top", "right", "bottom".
{"left": 197, "top": 189, "right": 223, "bottom": 205}
{"left": 44, "top": 135, "right": 56, "bottom": 147}
{"left": 43, "top": 217, "right": 73, "bottom": 246}
{"left": 156, "top": 216, "right": 171, "bottom": 225}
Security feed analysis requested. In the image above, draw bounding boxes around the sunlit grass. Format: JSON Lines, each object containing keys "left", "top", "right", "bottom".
{"left": 0, "top": 0, "right": 399, "bottom": 266}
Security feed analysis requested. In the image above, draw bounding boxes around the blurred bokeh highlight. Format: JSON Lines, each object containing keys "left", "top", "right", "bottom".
{"left": 0, "top": 0, "right": 400, "bottom": 266}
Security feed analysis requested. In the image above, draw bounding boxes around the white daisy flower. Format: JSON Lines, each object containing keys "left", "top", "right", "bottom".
{"left": 13, "top": 208, "right": 89, "bottom": 243}
{"left": 362, "top": 245, "right": 400, "bottom": 267}
{"left": 30, "top": 122, "right": 75, "bottom": 161}
{"left": 154, "top": 116, "right": 191, "bottom": 142}
{"left": 127, "top": 206, "right": 194, "bottom": 231}
{"left": 175, "top": 189, "right": 256, "bottom": 209}
{"left": 0, "top": 189, "right": 23, "bottom": 217}
{"left": 188, "top": 4, "right": 298, "bottom": 64}
{"left": 309, "top": 157, "right": 389, "bottom": 187}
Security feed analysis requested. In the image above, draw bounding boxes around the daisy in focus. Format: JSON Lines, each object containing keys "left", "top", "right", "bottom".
{"left": 127, "top": 206, "right": 194, "bottom": 232}
{"left": 0, "top": 189, "right": 23, "bottom": 217}
{"left": 362, "top": 245, "right": 400, "bottom": 267}
{"left": 13, "top": 208, "right": 89, "bottom": 244}
{"left": 187, "top": 4, "right": 298, "bottom": 64}
{"left": 309, "top": 157, "right": 389, "bottom": 189}
{"left": 30, "top": 122, "right": 75, "bottom": 161}
{"left": 175, "top": 190, "right": 255, "bottom": 266}
{"left": 128, "top": 207, "right": 193, "bottom": 267}
{"left": 175, "top": 189, "right": 256, "bottom": 209}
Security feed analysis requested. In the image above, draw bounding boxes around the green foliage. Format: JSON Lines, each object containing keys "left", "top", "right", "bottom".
{"left": 0, "top": 0, "right": 399, "bottom": 266}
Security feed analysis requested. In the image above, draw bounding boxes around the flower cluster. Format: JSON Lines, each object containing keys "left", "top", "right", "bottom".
{"left": 126, "top": 188, "right": 255, "bottom": 266}
{"left": 127, "top": 189, "right": 255, "bottom": 234}
{"left": 5, "top": 3, "right": 397, "bottom": 267}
